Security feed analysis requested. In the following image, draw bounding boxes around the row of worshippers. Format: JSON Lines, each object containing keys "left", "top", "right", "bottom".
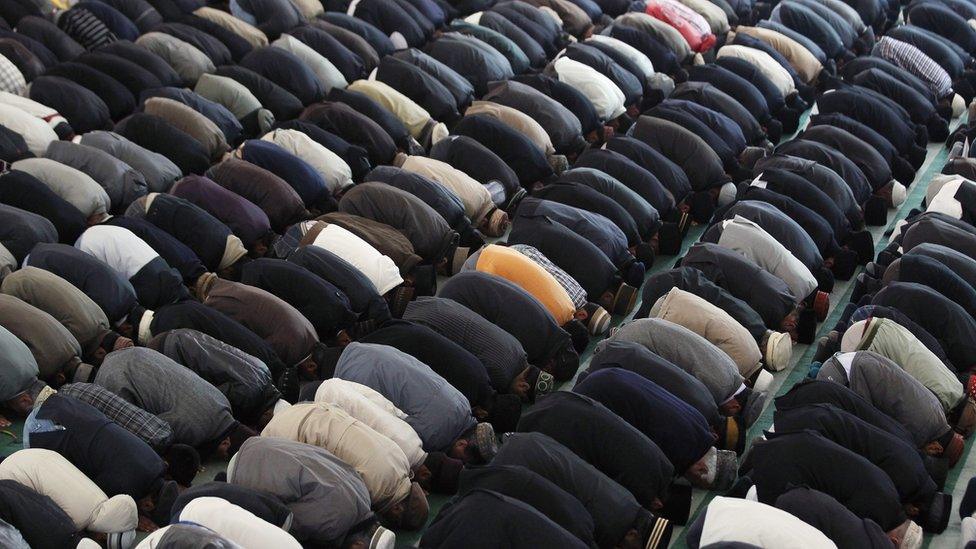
{"left": 685, "top": 125, "right": 976, "bottom": 546}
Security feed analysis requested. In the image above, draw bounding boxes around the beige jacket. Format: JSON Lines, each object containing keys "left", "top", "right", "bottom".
{"left": 143, "top": 97, "right": 228, "bottom": 160}
{"left": 734, "top": 27, "right": 822, "bottom": 84}
{"left": 311, "top": 378, "right": 426, "bottom": 469}
{"left": 466, "top": 101, "right": 556, "bottom": 157}
{"left": 262, "top": 402, "right": 412, "bottom": 512}
{"left": 193, "top": 7, "right": 268, "bottom": 48}
{"left": 652, "top": 288, "right": 763, "bottom": 378}
{"left": 397, "top": 155, "right": 495, "bottom": 225}
{"left": 348, "top": 79, "right": 439, "bottom": 140}
{"left": 0, "top": 449, "right": 137, "bottom": 533}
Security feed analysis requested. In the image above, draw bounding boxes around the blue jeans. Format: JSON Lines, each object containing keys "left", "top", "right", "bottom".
{"left": 23, "top": 407, "right": 63, "bottom": 449}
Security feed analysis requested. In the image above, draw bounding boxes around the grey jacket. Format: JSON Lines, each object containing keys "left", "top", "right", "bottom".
{"left": 228, "top": 437, "right": 373, "bottom": 546}
{"left": 95, "top": 347, "right": 236, "bottom": 448}
{"left": 817, "top": 351, "right": 950, "bottom": 447}
{"left": 80, "top": 131, "right": 181, "bottom": 193}
{"left": 595, "top": 318, "right": 743, "bottom": 405}
{"left": 46, "top": 141, "right": 148, "bottom": 213}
